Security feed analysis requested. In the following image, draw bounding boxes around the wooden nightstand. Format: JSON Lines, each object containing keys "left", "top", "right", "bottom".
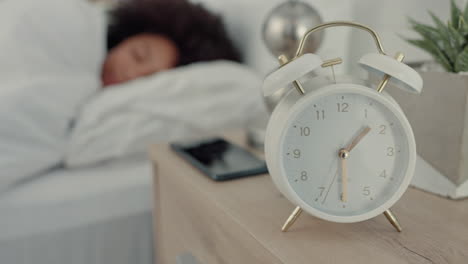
{"left": 150, "top": 132, "right": 468, "bottom": 264}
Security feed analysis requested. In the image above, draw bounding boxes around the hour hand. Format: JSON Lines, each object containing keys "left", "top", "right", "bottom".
{"left": 346, "top": 126, "right": 371, "bottom": 152}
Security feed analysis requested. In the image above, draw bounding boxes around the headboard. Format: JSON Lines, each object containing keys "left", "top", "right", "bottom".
{"left": 191, "top": 0, "right": 354, "bottom": 75}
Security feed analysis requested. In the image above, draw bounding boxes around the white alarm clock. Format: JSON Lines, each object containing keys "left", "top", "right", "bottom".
{"left": 262, "top": 21, "right": 423, "bottom": 232}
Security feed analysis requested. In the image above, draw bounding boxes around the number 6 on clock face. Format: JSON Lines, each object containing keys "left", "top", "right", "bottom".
{"left": 265, "top": 83, "right": 416, "bottom": 223}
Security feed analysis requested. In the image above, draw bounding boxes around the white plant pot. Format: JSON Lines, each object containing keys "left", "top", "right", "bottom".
{"left": 388, "top": 71, "right": 468, "bottom": 199}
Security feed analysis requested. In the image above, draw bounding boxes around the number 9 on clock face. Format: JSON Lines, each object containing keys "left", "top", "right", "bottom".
{"left": 265, "top": 84, "right": 416, "bottom": 223}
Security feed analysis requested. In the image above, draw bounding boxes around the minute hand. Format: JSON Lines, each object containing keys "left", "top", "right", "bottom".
{"left": 345, "top": 126, "right": 371, "bottom": 152}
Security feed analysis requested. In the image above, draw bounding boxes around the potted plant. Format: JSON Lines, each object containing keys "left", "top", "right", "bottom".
{"left": 388, "top": 0, "right": 468, "bottom": 199}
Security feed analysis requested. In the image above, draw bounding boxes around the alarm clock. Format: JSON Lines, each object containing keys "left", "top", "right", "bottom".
{"left": 262, "top": 21, "right": 423, "bottom": 232}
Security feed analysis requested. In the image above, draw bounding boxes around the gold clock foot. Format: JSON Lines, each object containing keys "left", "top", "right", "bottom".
{"left": 282, "top": 206, "right": 303, "bottom": 232}
{"left": 384, "top": 209, "right": 403, "bottom": 232}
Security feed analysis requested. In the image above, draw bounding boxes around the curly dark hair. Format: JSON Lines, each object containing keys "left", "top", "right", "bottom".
{"left": 107, "top": 0, "right": 242, "bottom": 66}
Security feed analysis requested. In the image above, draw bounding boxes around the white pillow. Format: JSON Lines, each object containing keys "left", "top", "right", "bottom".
{"left": 0, "top": 0, "right": 105, "bottom": 191}
{"left": 65, "top": 61, "right": 267, "bottom": 167}
{"left": 0, "top": 0, "right": 104, "bottom": 76}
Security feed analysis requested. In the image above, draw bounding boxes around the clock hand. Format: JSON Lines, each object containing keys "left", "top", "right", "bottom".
{"left": 339, "top": 126, "right": 371, "bottom": 202}
{"left": 321, "top": 168, "right": 339, "bottom": 204}
{"left": 345, "top": 126, "right": 372, "bottom": 152}
{"left": 340, "top": 155, "right": 348, "bottom": 202}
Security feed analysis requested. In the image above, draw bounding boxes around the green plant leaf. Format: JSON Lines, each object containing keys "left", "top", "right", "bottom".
{"left": 451, "top": 0, "right": 462, "bottom": 29}
{"left": 404, "top": 8, "right": 468, "bottom": 73}
{"left": 429, "top": 11, "right": 448, "bottom": 30}
{"left": 409, "top": 18, "right": 439, "bottom": 39}
{"left": 464, "top": 0, "right": 468, "bottom": 22}
{"left": 459, "top": 17, "right": 468, "bottom": 36}
{"left": 428, "top": 11, "right": 458, "bottom": 62}
{"left": 428, "top": 11, "right": 446, "bottom": 32}
{"left": 405, "top": 38, "right": 454, "bottom": 71}
{"left": 455, "top": 46, "right": 468, "bottom": 72}
{"left": 448, "top": 22, "right": 465, "bottom": 50}
{"left": 408, "top": 17, "right": 451, "bottom": 59}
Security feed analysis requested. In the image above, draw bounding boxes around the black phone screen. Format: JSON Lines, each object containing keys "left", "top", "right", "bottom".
{"left": 171, "top": 138, "right": 267, "bottom": 181}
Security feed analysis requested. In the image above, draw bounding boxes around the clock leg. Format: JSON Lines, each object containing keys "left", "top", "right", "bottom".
{"left": 377, "top": 52, "right": 405, "bottom": 93}
{"left": 383, "top": 209, "right": 403, "bottom": 232}
{"left": 281, "top": 206, "right": 303, "bottom": 232}
{"left": 278, "top": 55, "right": 305, "bottom": 95}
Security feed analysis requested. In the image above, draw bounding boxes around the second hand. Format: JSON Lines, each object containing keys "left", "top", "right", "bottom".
{"left": 322, "top": 169, "right": 339, "bottom": 204}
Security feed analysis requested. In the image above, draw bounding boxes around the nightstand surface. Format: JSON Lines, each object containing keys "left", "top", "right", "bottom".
{"left": 151, "top": 132, "right": 468, "bottom": 264}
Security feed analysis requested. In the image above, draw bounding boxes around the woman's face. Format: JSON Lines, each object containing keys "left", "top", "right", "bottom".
{"left": 101, "top": 34, "right": 179, "bottom": 87}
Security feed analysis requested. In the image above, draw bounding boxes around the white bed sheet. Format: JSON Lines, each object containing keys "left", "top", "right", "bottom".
{"left": 0, "top": 155, "right": 153, "bottom": 264}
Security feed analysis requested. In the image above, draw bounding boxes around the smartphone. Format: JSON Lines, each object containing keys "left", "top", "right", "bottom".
{"left": 171, "top": 137, "right": 268, "bottom": 181}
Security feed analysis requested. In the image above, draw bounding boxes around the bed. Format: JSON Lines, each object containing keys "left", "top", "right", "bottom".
{"left": 0, "top": 0, "right": 353, "bottom": 263}
{"left": 0, "top": 155, "right": 153, "bottom": 264}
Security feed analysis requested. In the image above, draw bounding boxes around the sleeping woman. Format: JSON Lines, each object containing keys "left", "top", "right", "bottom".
{"left": 101, "top": 0, "right": 241, "bottom": 87}
{"left": 0, "top": 0, "right": 263, "bottom": 184}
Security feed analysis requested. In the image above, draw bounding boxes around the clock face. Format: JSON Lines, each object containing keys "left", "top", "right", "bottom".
{"left": 268, "top": 84, "right": 416, "bottom": 222}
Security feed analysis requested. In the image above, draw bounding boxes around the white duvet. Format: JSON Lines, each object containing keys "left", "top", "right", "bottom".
{"left": 66, "top": 62, "right": 266, "bottom": 167}
{"left": 0, "top": 0, "right": 267, "bottom": 186}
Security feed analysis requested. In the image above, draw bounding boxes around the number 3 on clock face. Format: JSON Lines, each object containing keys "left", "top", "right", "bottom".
{"left": 265, "top": 83, "right": 416, "bottom": 223}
